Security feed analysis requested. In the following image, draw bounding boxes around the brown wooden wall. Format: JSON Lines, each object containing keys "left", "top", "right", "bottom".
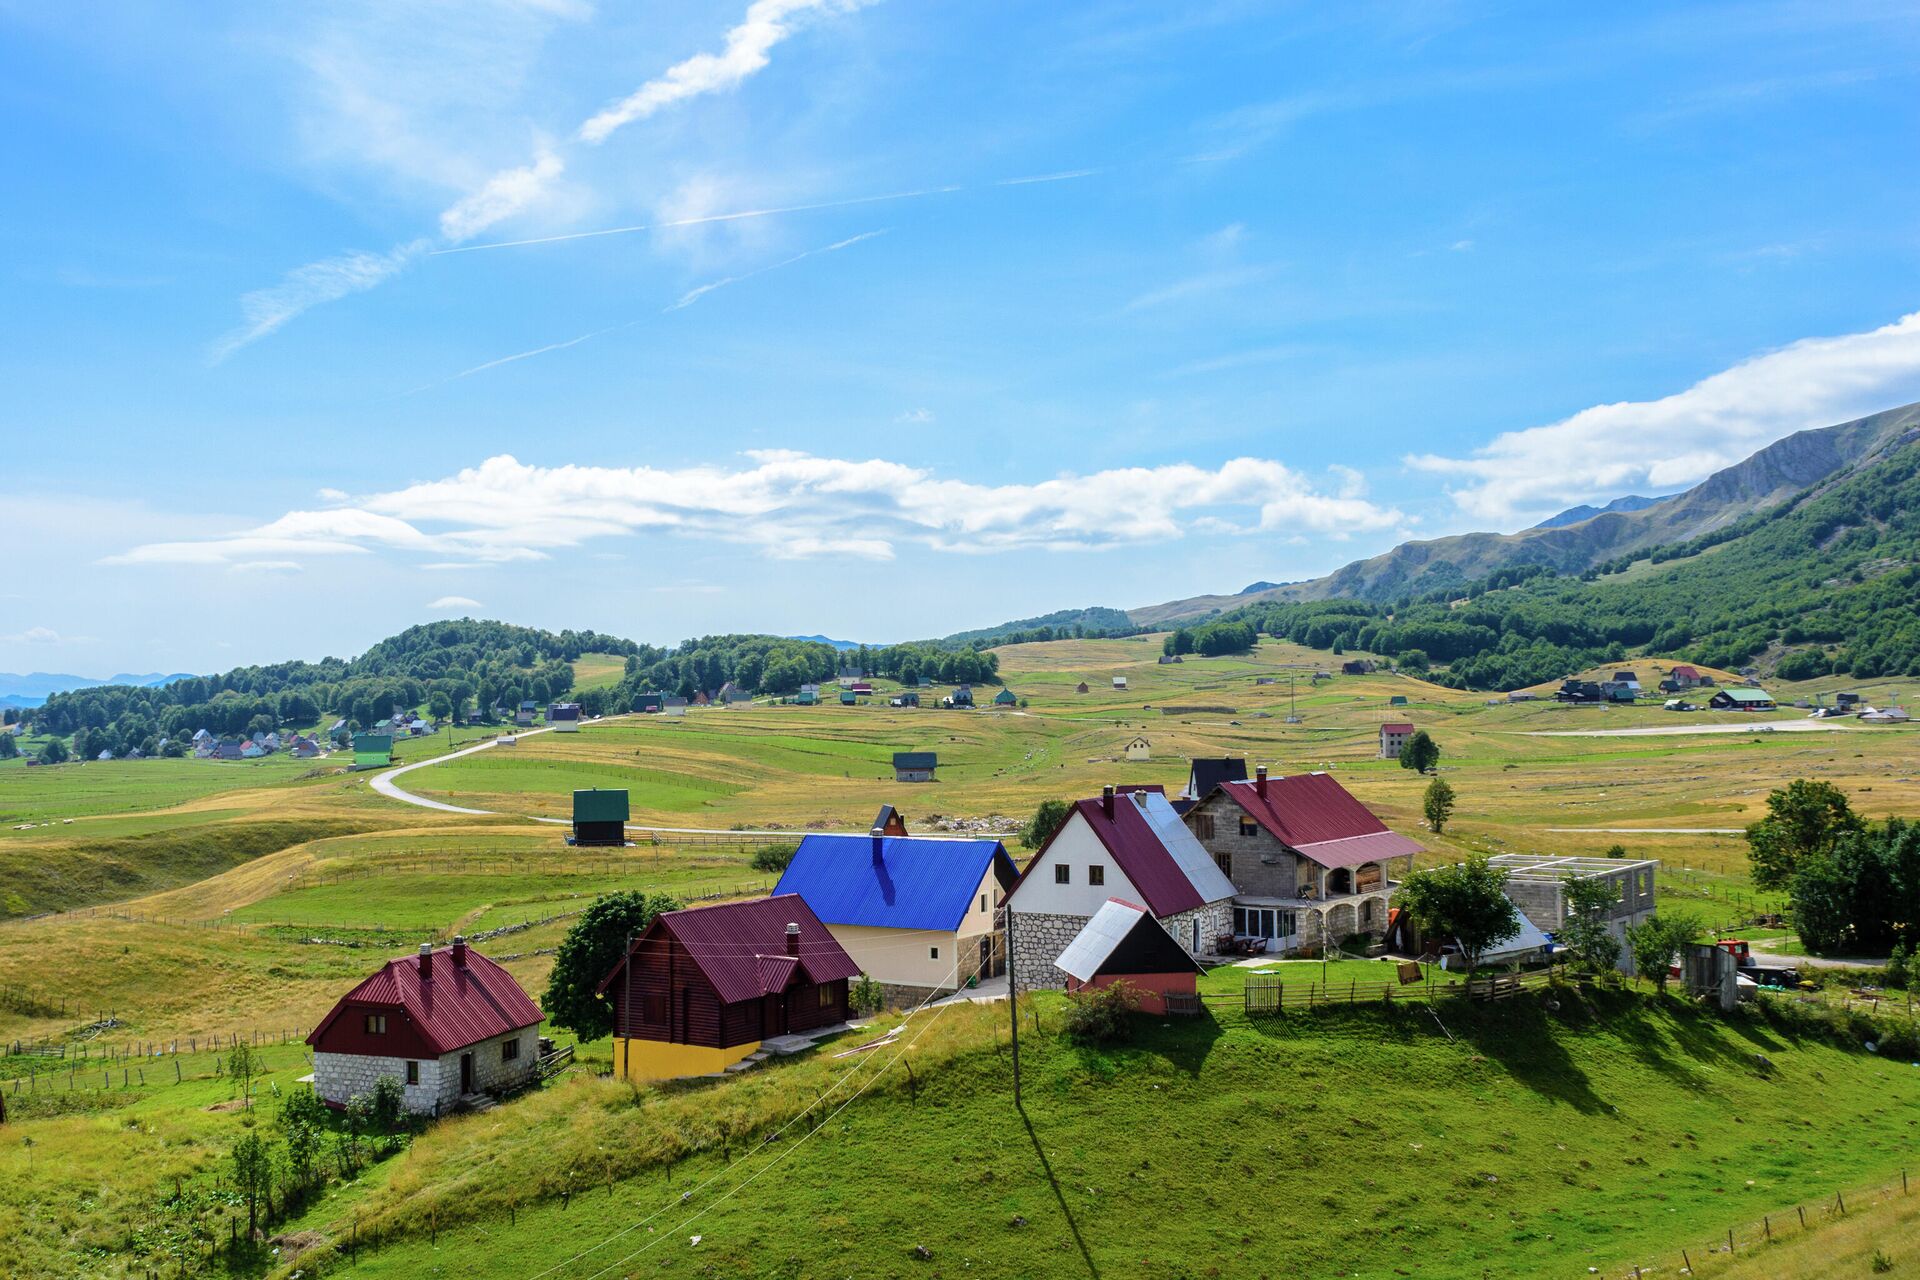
{"left": 609, "top": 938, "right": 850, "bottom": 1049}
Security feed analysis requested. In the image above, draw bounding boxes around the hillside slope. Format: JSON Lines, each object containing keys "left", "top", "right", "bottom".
{"left": 1133, "top": 400, "right": 1920, "bottom": 623}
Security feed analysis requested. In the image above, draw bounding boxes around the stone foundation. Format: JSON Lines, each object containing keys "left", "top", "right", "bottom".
{"left": 1009, "top": 901, "right": 1231, "bottom": 992}
{"left": 314, "top": 1026, "right": 539, "bottom": 1115}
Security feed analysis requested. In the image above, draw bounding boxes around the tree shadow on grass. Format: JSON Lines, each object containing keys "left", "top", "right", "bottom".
{"left": 1017, "top": 1102, "right": 1101, "bottom": 1278}
{"left": 1453, "top": 998, "right": 1611, "bottom": 1115}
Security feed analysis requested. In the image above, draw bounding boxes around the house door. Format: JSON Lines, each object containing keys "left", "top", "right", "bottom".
{"left": 979, "top": 935, "right": 994, "bottom": 979}
{"left": 460, "top": 1053, "right": 474, "bottom": 1094}
{"left": 764, "top": 993, "right": 788, "bottom": 1038}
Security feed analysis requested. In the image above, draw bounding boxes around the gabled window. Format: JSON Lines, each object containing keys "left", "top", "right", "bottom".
{"left": 1214, "top": 851, "right": 1233, "bottom": 877}
{"left": 1192, "top": 813, "right": 1215, "bottom": 840}
{"left": 1054, "top": 864, "right": 1071, "bottom": 885}
{"left": 980, "top": 894, "right": 988, "bottom": 913}
{"left": 929, "top": 946, "right": 940, "bottom": 960}
{"left": 364, "top": 1014, "right": 387, "bottom": 1035}
{"left": 502, "top": 1037, "right": 520, "bottom": 1061}
{"left": 1088, "top": 865, "right": 1105, "bottom": 886}
{"left": 1238, "top": 815, "right": 1259, "bottom": 838}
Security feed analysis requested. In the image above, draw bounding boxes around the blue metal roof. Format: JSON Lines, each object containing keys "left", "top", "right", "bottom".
{"left": 775, "top": 834, "right": 1017, "bottom": 932}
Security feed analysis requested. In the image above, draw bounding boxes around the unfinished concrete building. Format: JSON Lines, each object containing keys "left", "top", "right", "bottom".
{"left": 1487, "top": 853, "right": 1658, "bottom": 974}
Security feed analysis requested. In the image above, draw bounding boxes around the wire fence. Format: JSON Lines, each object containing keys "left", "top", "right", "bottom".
{"left": 1235, "top": 967, "right": 1554, "bottom": 1014}
{"left": 1617, "top": 1168, "right": 1913, "bottom": 1279}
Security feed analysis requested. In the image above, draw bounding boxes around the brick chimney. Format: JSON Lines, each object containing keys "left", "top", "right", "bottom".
{"left": 417, "top": 941, "right": 433, "bottom": 982}
{"left": 786, "top": 922, "right": 800, "bottom": 956}
{"left": 1101, "top": 784, "right": 1115, "bottom": 817}
{"left": 1255, "top": 765, "right": 1269, "bottom": 798}
{"left": 452, "top": 935, "right": 468, "bottom": 967}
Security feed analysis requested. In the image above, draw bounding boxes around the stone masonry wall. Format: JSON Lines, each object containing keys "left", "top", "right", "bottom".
{"left": 1010, "top": 903, "right": 1231, "bottom": 992}
{"left": 313, "top": 1027, "right": 538, "bottom": 1115}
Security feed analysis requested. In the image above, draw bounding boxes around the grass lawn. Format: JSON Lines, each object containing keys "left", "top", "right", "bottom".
{"left": 214, "top": 988, "right": 1920, "bottom": 1280}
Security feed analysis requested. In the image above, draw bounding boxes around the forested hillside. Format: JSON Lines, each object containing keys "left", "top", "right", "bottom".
{"left": 1217, "top": 434, "right": 1920, "bottom": 689}
{"left": 613, "top": 635, "right": 1001, "bottom": 704}
{"left": 25, "top": 621, "right": 634, "bottom": 754}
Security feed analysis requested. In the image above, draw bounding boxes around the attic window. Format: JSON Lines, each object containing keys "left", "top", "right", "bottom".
{"left": 364, "top": 1014, "right": 387, "bottom": 1035}
{"left": 1054, "top": 864, "right": 1071, "bottom": 885}
{"left": 980, "top": 894, "right": 989, "bottom": 913}
{"left": 1192, "top": 814, "right": 1215, "bottom": 840}
{"left": 1088, "top": 865, "right": 1105, "bottom": 886}
{"left": 1239, "top": 816, "right": 1259, "bottom": 838}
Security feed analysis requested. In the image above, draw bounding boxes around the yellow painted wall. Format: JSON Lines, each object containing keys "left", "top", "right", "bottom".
{"left": 613, "top": 1035, "right": 760, "bottom": 1082}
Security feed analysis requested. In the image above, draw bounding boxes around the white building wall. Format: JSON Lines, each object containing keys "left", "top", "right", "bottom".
{"left": 1008, "top": 813, "right": 1145, "bottom": 916}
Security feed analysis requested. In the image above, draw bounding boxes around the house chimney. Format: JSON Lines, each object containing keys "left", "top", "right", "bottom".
{"left": 452, "top": 935, "right": 468, "bottom": 967}
{"left": 1255, "top": 765, "right": 1269, "bottom": 797}
{"left": 1132, "top": 788, "right": 1149, "bottom": 808}
{"left": 871, "top": 826, "right": 886, "bottom": 861}
{"left": 1101, "top": 784, "right": 1115, "bottom": 817}
{"left": 786, "top": 922, "right": 801, "bottom": 956}
{"left": 418, "top": 942, "right": 433, "bottom": 982}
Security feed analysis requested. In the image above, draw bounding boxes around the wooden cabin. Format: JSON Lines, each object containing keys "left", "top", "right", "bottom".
{"left": 597, "top": 896, "right": 861, "bottom": 1082}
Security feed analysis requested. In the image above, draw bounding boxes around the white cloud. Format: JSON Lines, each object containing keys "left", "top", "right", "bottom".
{"left": 429, "top": 596, "right": 484, "bottom": 610}
{"left": 316, "top": 487, "right": 350, "bottom": 502}
{"left": 578, "top": 0, "right": 873, "bottom": 144}
{"left": 210, "top": 239, "right": 430, "bottom": 362}
{"left": 109, "top": 450, "right": 1404, "bottom": 568}
{"left": 3, "top": 626, "right": 63, "bottom": 645}
{"left": 895, "top": 408, "right": 934, "bottom": 424}
{"left": 1408, "top": 309, "right": 1920, "bottom": 521}
{"left": 228, "top": 561, "right": 304, "bottom": 575}
{"left": 438, "top": 147, "right": 565, "bottom": 241}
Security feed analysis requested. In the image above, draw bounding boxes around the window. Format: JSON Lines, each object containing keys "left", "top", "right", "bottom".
{"left": 980, "top": 894, "right": 988, "bottom": 913}
{"left": 1192, "top": 814, "right": 1215, "bottom": 840}
{"left": 930, "top": 946, "right": 940, "bottom": 960}
{"left": 1054, "top": 864, "right": 1071, "bottom": 885}
{"left": 1088, "top": 865, "right": 1105, "bottom": 886}
{"left": 404, "top": 1060, "right": 419, "bottom": 1085}
{"left": 819, "top": 985, "right": 835, "bottom": 1008}
{"left": 642, "top": 992, "right": 668, "bottom": 1024}
{"left": 1213, "top": 850, "right": 1233, "bottom": 878}
{"left": 1239, "top": 815, "right": 1259, "bottom": 838}
{"left": 502, "top": 1037, "right": 520, "bottom": 1062}
{"left": 364, "top": 1014, "right": 386, "bottom": 1035}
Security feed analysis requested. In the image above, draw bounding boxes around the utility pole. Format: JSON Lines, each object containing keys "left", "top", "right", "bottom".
{"left": 1006, "top": 906, "right": 1021, "bottom": 1106}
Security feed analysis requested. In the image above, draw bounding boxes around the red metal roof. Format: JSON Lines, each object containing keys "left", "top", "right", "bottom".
{"left": 307, "top": 945, "right": 542, "bottom": 1057}
{"left": 1671, "top": 664, "right": 1701, "bottom": 677}
{"left": 1216, "top": 773, "right": 1423, "bottom": 868}
{"left": 1380, "top": 722, "right": 1415, "bottom": 734}
{"left": 1017, "top": 794, "right": 1210, "bottom": 917}
{"left": 602, "top": 895, "right": 861, "bottom": 1007}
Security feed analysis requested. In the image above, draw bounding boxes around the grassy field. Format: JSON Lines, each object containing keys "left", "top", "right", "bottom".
{"left": 1, "top": 633, "right": 1915, "bottom": 1278}
{"left": 161, "top": 988, "right": 1920, "bottom": 1280}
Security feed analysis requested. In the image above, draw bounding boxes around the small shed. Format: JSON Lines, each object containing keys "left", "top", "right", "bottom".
{"left": 993, "top": 688, "right": 1018, "bottom": 706}
{"left": 516, "top": 701, "right": 538, "bottom": 726}
{"left": 632, "top": 691, "right": 664, "bottom": 714}
{"left": 950, "top": 686, "right": 975, "bottom": 708}
{"left": 840, "top": 689, "right": 859, "bottom": 706}
{"left": 1124, "top": 736, "right": 1151, "bottom": 761}
{"left": 890, "top": 692, "right": 921, "bottom": 708}
{"left": 1710, "top": 687, "right": 1776, "bottom": 711}
{"left": 1388, "top": 694, "right": 1408, "bottom": 707}
{"left": 872, "top": 804, "right": 908, "bottom": 836}
{"left": 1054, "top": 898, "right": 1202, "bottom": 1015}
{"left": 351, "top": 733, "right": 393, "bottom": 768}
{"left": 572, "top": 788, "right": 629, "bottom": 847}
{"left": 1112, "top": 676, "right": 1128, "bottom": 690}
{"left": 549, "top": 702, "right": 582, "bottom": 732}
{"left": 893, "top": 751, "right": 938, "bottom": 783}
{"left": 662, "top": 696, "right": 688, "bottom": 717}
{"left": 1076, "top": 682, "right": 1090, "bottom": 694}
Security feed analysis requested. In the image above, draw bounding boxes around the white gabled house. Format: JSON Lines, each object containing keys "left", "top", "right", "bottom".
{"left": 1005, "top": 785, "right": 1235, "bottom": 990}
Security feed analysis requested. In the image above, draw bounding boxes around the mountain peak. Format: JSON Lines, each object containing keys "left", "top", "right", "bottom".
{"left": 1529, "top": 494, "right": 1672, "bottom": 530}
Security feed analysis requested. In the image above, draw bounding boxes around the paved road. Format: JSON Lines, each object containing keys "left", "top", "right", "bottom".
{"left": 1524, "top": 720, "right": 1868, "bottom": 738}
{"left": 368, "top": 719, "right": 866, "bottom": 838}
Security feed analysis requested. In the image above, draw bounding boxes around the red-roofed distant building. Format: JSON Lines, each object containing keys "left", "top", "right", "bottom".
{"left": 307, "top": 937, "right": 542, "bottom": 1114}
{"left": 1378, "top": 722, "right": 1415, "bottom": 760}
{"left": 1184, "top": 767, "right": 1422, "bottom": 955}
{"left": 597, "top": 895, "right": 860, "bottom": 1082}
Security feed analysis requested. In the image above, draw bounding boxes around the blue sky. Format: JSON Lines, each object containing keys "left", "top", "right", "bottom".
{"left": 6, "top": 0, "right": 1920, "bottom": 675}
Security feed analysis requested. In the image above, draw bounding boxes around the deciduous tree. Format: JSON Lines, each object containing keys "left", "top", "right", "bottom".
{"left": 1394, "top": 856, "right": 1519, "bottom": 971}
{"left": 1422, "top": 776, "right": 1456, "bottom": 834}
{"left": 543, "top": 891, "right": 682, "bottom": 1039}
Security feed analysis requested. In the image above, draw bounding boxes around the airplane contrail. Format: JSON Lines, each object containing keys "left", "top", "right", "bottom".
{"left": 431, "top": 168, "right": 1103, "bottom": 257}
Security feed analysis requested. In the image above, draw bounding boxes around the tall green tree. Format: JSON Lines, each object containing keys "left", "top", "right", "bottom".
{"left": 1020, "top": 798, "right": 1073, "bottom": 850}
{"left": 1399, "top": 730, "right": 1441, "bottom": 775}
{"left": 1422, "top": 776, "right": 1456, "bottom": 834}
{"left": 230, "top": 1131, "right": 274, "bottom": 1238}
{"left": 1624, "top": 911, "right": 1700, "bottom": 992}
{"left": 1559, "top": 877, "right": 1621, "bottom": 973}
{"left": 543, "top": 891, "right": 682, "bottom": 1038}
{"left": 277, "top": 1089, "right": 326, "bottom": 1194}
{"left": 0, "top": 733, "right": 16, "bottom": 760}
{"left": 37, "top": 737, "right": 69, "bottom": 765}
{"left": 1746, "top": 779, "right": 1862, "bottom": 890}
{"left": 1394, "top": 856, "right": 1519, "bottom": 971}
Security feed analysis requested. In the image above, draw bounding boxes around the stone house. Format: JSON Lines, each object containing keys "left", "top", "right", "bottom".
{"left": 1378, "top": 722, "right": 1414, "bottom": 760}
{"left": 1006, "top": 785, "right": 1236, "bottom": 990}
{"left": 306, "top": 937, "right": 542, "bottom": 1115}
{"left": 1183, "top": 767, "right": 1422, "bottom": 954}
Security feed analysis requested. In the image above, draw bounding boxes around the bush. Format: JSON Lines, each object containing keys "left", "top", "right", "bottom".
{"left": 1062, "top": 981, "right": 1140, "bottom": 1044}
{"left": 750, "top": 843, "right": 797, "bottom": 874}
{"left": 850, "top": 973, "right": 885, "bottom": 1015}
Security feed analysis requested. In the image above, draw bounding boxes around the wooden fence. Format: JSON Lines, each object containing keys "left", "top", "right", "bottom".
{"left": 1241, "top": 968, "right": 1554, "bottom": 1014}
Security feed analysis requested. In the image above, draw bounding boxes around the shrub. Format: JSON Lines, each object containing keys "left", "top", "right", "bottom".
{"left": 750, "top": 842, "right": 797, "bottom": 874}
{"left": 850, "top": 974, "right": 885, "bottom": 1016}
{"left": 1062, "top": 981, "right": 1140, "bottom": 1044}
